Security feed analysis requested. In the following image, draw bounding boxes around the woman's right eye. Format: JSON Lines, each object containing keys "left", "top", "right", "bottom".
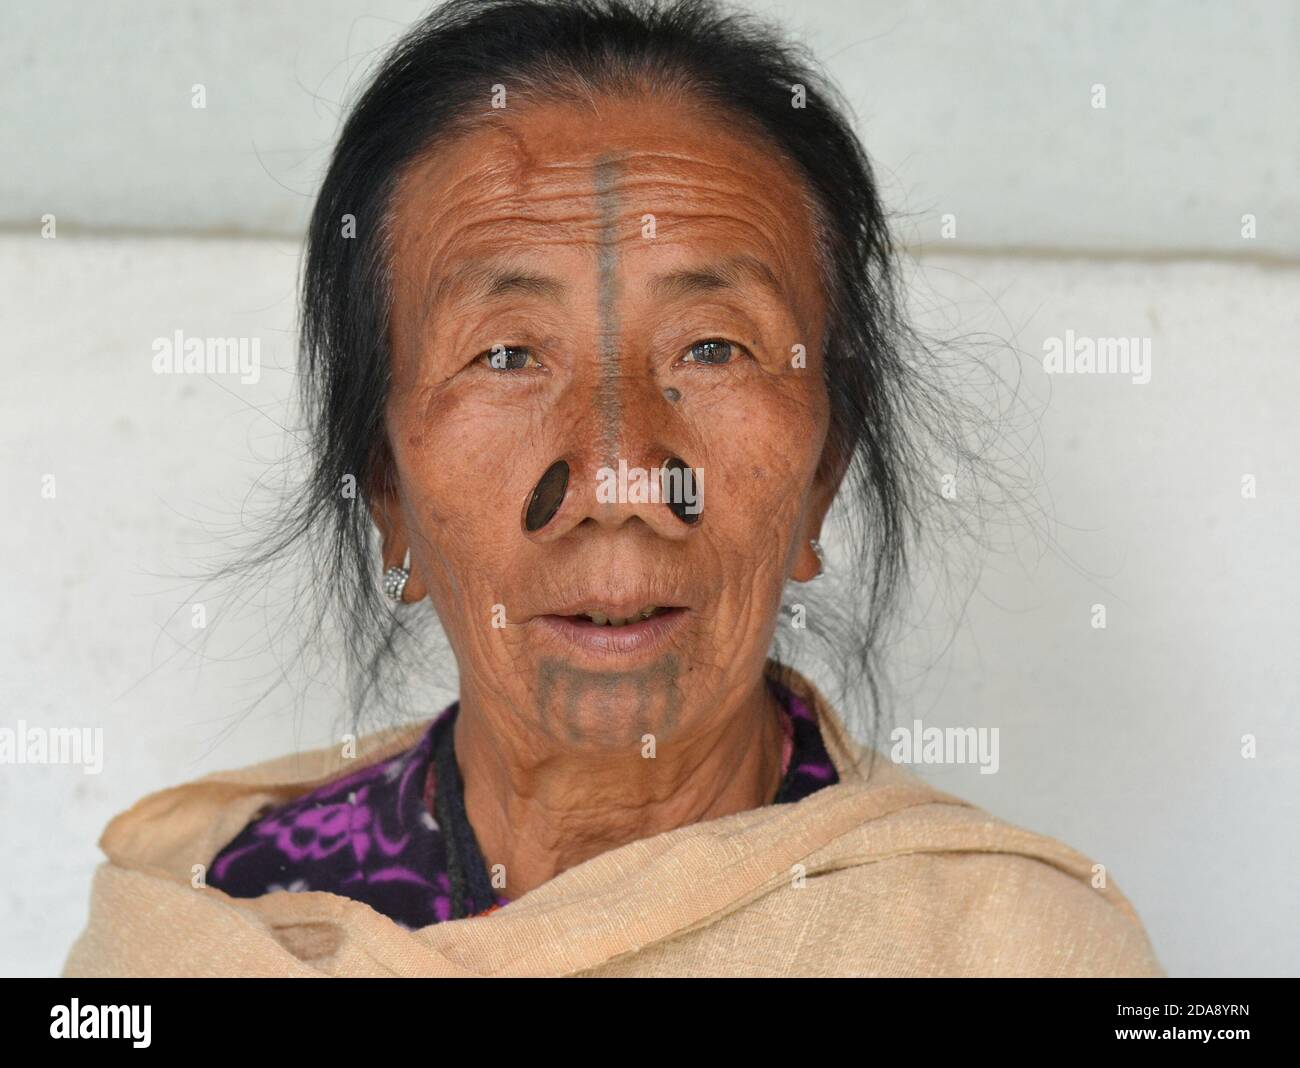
{"left": 478, "top": 345, "right": 538, "bottom": 371}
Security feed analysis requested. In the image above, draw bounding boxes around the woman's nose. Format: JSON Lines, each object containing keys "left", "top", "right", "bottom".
{"left": 520, "top": 375, "right": 703, "bottom": 541}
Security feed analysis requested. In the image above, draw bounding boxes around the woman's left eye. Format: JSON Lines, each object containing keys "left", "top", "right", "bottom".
{"left": 681, "top": 338, "right": 736, "bottom": 365}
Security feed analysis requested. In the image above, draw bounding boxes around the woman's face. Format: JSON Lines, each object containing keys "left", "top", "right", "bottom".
{"left": 380, "top": 92, "right": 836, "bottom": 750}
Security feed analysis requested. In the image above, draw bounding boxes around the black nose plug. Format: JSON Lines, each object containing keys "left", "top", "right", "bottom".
{"left": 525, "top": 459, "right": 570, "bottom": 532}
{"left": 662, "top": 456, "right": 701, "bottom": 525}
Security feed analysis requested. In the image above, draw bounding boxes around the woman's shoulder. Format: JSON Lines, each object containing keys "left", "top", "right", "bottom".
{"left": 88, "top": 714, "right": 441, "bottom": 897}
{"left": 771, "top": 671, "right": 1163, "bottom": 975}
{"left": 946, "top": 847, "right": 1165, "bottom": 976}
{"left": 804, "top": 763, "right": 1165, "bottom": 976}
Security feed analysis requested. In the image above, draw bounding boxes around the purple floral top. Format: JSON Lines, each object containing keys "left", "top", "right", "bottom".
{"left": 207, "top": 675, "right": 839, "bottom": 929}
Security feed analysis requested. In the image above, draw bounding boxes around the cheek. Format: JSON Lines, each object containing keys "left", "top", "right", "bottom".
{"left": 686, "top": 376, "right": 827, "bottom": 552}
{"left": 389, "top": 391, "right": 542, "bottom": 577}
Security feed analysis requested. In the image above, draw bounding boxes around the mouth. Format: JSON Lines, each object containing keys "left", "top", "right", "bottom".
{"left": 560, "top": 605, "right": 675, "bottom": 627}
{"left": 532, "top": 602, "right": 689, "bottom": 661}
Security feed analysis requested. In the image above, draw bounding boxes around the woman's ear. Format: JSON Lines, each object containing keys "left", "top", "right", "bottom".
{"left": 790, "top": 440, "right": 850, "bottom": 582}
{"left": 367, "top": 466, "right": 428, "bottom": 604}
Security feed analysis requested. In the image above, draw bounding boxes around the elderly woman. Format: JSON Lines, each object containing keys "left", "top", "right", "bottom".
{"left": 66, "top": 0, "right": 1162, "bottom": 977}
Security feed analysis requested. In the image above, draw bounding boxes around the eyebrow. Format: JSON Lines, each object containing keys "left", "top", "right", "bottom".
{"left": 426, "top": 252, "right": 786, "bottom": 313}
{"left": 649, "top": 254, "right": 787, "bottom": 303}
{"left": 430, "top": 261, "right": 568, "bottom": 311}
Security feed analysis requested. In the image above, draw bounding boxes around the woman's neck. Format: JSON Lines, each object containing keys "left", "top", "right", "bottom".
{"left": 455, "top": 675, "right": 787, "bottom": 900}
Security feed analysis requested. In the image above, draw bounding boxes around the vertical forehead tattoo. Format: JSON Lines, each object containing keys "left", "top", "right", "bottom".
{"left": 521, "top": 158, "right": 620, "bottom": 536}
{"left": 593, "top": 154, "right": 623, "bottom": 464}
{"left": 521, "top": 155, "right": 700, "bottom": 532}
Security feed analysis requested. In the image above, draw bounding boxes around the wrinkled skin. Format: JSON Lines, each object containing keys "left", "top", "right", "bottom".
{"left": 374, "top": 92, "right": 839, "bottom": 897}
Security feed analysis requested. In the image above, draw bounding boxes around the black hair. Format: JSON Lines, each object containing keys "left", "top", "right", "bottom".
{"left": 227, "top": 0, "right": 1013, "bottom": 754}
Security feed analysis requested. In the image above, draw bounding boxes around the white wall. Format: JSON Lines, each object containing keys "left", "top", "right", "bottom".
{"left": 1, "top": 0, "right": 1297, "bottom": 977}
{"left": 4, "top": 0, "right": 1296, "bottom": 253}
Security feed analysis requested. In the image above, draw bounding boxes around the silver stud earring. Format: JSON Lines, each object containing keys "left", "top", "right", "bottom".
{"left": 382, "top": 549, "right": 411, "bottom": 604}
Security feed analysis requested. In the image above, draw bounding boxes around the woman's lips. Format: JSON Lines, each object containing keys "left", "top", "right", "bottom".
{"left": 532, "top": 607, "right": 688, "bottom": 661}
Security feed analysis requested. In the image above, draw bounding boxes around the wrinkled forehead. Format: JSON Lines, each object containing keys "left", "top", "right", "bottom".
{"left": 385, "top": 95, "right": 826, "bottom": 328}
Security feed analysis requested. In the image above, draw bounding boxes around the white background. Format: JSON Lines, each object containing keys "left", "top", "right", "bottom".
{"left": 1, "top": 0, "right": 1297, "bottom": 977}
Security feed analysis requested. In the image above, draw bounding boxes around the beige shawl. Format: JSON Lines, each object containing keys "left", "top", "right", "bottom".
{"left": 64, "top": 667, "right": 1164, "bottom": 977}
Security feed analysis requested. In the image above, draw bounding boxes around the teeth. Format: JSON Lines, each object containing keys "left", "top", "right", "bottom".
{"left": 583, "top": 606, "right": 661, "bottom": 626}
